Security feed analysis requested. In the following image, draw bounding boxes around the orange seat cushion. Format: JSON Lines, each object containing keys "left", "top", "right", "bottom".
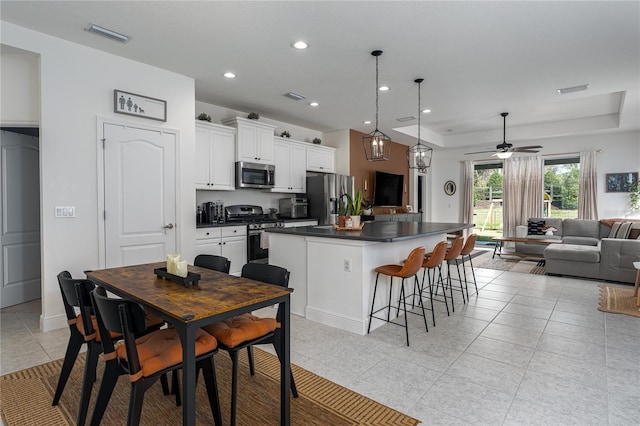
{"left": 202, "top": 313, "right": 277, "bottom": 348}
{"left": 375, "top": 264, "right": 405, "bottom": 278}
{"left": 115, "top": 327, "right": 217, "bottom": 379}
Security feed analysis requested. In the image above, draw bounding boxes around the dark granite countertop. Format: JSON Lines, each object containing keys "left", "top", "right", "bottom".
{"left": 266, "top": 221, "right": 473, "bottom": 242}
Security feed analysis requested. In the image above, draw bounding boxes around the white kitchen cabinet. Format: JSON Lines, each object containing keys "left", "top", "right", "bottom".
{"left": 195, "top": 226, "right": 247, "bottom": 276}
{"left": 272, "top": 138, "right": 306, "bottom": 193}
{"left": 306, "top": 145, "right": 336, "bottom": 173}
{"left": 195, "top": 122, "right": 236, "bottom": 190}
{"left": 222, "top": 117, "right": 276, "bottom": 164}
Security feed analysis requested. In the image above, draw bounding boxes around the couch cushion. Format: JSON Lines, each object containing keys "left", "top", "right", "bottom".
{"left": 562, "top": 236, "right": 599, "bottom": 246}
{"left": 544, "top": 244, "right": 600, "bottom": 263}
{"left": 608, "top": 221, "right": 633, "bottom": 239}
{"left": 528, "top": 220, "right": 545, "bottom": 235}
{"left": 562, "top": 219, "right": 600, "bottom": 239}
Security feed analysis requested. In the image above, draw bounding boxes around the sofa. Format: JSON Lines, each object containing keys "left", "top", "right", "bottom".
{"left": 515, "top": 218, "right": 640, "bottom": 284}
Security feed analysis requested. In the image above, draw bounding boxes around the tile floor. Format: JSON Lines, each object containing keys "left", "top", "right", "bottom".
{"left": 2, "top": 261, "right": 639, "bottom": 425}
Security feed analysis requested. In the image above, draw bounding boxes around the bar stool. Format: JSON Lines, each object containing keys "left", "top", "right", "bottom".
{"left": 456, "top": 233, "right": 478, "bottom": 298}
{"left": 367, "top": 246, "right": 426, "bottom": 346}
{"left": 442, "top": 236, "right": 466, "bottom": 310}
{"left": 419, "top": 241, "right": 449, "bottom": 325}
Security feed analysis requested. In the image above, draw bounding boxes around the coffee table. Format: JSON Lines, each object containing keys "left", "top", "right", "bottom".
{"left": 491, "top": 236, "right": 562, "bottom": 265}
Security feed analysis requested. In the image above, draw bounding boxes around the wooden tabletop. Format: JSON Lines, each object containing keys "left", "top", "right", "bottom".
{"left": 86, "top": 262, "right": 292, "bottom": 323}
{"left": 491, "top": 236, "right": 562, "bottom": 245}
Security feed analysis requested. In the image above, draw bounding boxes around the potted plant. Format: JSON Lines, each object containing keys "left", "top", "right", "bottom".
{"left": 337, "top": 195, "right": 349, "bottom": 227}
{"left": 280, "top": 130, "right": 291, "bottom": 138}
{"left": 312, "top": 137, "right": 321, "bottom": 145}
{"left": 631, "top": 180, "right": 640, "bottom": 210}
{"left": 344, "top": 190, "right": 363, "bottom": 227}
{"left": 247, "top": 112, "right": 260, "bottom": 120}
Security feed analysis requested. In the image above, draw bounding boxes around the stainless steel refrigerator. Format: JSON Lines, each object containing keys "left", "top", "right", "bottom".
{"left": 306, "top": 174, "right": 354, "bottom": 225}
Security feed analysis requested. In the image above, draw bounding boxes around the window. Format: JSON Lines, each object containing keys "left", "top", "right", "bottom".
{"left": 544, "top": 157, "right": 579, "bottom": 219}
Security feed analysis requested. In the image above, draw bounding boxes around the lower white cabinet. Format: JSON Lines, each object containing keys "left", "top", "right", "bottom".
{"left": 195, "top": 226, "right": 247, "bottom": 276}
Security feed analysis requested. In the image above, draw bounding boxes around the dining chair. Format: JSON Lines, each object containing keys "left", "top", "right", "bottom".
{"left": 367, "top": 246, "right": 427, "bottom": 346}
{"left": 90, "top": 288, "right": 223, "bottom": 426}
{"left": 52, "top": 272, "right": 166, "bottom": 426}
{"left": 201, "top": 262, "right": 298, "bottom": 426}
{"left": 194, "top": 254, "right": 231, "bottom": 273}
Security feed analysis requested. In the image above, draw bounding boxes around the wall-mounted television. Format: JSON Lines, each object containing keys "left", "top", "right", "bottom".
{"left": 373, "top": 171, "right": 403, "bottom": 206}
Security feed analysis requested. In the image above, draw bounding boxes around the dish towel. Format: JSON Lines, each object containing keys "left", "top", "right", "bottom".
{"left": 260, "top": 230, "right": 269, "bottom": 249}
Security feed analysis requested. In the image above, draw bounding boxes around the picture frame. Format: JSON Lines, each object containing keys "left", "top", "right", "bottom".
{"left": 114, "top": 89, "right": 167, "bottom": 122}
{"left": 605, "top": 172, "right": 638, "bottom": 193}
{"left": 444, "top": 180, "right": 456, "bottom": 196}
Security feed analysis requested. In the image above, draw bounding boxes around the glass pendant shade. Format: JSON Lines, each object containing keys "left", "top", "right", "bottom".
{"left": 363, "top": 50, "right": 391, "bottom": 161}
{"left": 407, "top": 78, "right": 433, "bottom": 173}
{"left": 496, "top": 151, "right": 513, "bottom": 159}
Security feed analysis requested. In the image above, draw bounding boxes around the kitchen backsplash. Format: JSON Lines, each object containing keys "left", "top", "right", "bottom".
{"left": 196, "top": 189, "right": 298, "bottom": 213}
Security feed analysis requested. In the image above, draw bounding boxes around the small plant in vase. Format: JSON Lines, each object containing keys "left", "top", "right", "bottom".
{"left": 344, "top": 190, "right": 363, "bottom": 227}
{"left": 248, "top": 112, "right": 260, "bottom": 120}
{"left": 312, "top": 137, "right": 321, "bottom": 145}
{"left": 337, "top": 196, "right": 349, "bottom": 227}
{"left": 197, "top": 113, "right": 212, "bottom": 122}
{"left": 280, "top": 130, "right": 291, "bottom": 138}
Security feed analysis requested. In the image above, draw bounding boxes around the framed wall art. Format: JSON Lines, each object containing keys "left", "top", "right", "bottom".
{"left": 114, "top": 89, "right": 167, "bottom": 122}
{"left": 444, "top": 180, "right": 456, "bottom": 196}
{"left": 605, "top": 172, "right": 638, "bottom": 192}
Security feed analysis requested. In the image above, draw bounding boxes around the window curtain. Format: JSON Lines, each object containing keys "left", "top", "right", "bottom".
{"left": 462, "top": 160, "right": 475, "bottom": 238}
{"left": 578, "top": 150, "right": 598, "bottom": 220}
{"left": 503, "top": 156, "right": 543, "bottom": 237}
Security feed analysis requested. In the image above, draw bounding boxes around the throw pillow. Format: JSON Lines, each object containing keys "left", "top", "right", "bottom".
{"left": 608, "top": 221, "right": 633, "bottom": 239}
{"left": 527, "top": 220, "right": 545, "bottom": 235}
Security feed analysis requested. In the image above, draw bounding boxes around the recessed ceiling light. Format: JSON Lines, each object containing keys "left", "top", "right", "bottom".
{"left": 378, "top": 86, "right": 390, "bottom": 92}
{"left": 84, "top": 23, "right": 130, "bottom": 43}
{"left": 557, "top": 84, "right": 589, "bottom": 95}
{"left": 309, "top": 102, "right": 319, "bottom": 107}
{"left": 422, "top": 109, "right": 431, "bottom": 114}
{"left": 223, "top": 72, "right": 236, "bottom": 79}
{"left": 291, "top": 41, "right": 308, "bottom": 49}
{"left": 363, "top": 120, "right": 372, "bottom": 124}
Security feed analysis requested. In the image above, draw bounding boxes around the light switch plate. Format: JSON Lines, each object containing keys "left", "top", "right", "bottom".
{"left": 55, "top": 206, "right": 76, "bottom": 218}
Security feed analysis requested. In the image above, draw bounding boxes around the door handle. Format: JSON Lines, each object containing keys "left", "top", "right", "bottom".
{"left": 163, "top": 223, "right": 174, "bottom": 229}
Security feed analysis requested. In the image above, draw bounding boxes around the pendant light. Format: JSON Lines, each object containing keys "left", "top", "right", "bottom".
{"left": 362, "top": 50, "right": 391, "bottom": 161}
{"left": 407, "top": 78, "right": 433, "bottom": 172}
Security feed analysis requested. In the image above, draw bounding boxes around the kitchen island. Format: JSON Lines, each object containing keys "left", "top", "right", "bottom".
{"left": 267, "top": 221, "right": 472, "bottom": 335}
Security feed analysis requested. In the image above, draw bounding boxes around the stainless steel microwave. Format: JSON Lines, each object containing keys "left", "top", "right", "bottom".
{"left": 235, "top": 161, "right": 275, "bottom": 189}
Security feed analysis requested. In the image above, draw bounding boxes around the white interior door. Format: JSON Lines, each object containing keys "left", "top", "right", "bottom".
{"left": 104, "top": 123, "right": 176, "bottom": 267}
{"left": 0, "top": 130, "right": 41, "bottom": 308}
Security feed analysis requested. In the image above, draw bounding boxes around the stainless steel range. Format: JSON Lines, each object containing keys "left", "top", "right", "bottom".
{"left": 225, "top": 205, "right": 284, "bottom": 264}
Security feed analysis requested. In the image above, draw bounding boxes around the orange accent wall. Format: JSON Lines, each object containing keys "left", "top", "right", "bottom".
{"left": 349, "top": 129, "right": 409, "bottom": 207}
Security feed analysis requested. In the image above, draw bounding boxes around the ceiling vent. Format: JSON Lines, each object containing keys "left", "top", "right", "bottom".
{"left": 84, "top": 23, "right": 130, "bottom": 43}
{"left": 284, "top": 92, "right": 306, "bottom": 101}
{"left": 396, "top": 116, "right": 416, "bottom": 122}
{"left": 557, "top": 84, "right": 589, "bottom": 95}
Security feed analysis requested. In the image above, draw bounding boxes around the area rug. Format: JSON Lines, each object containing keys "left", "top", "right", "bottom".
{"left": 471, "top": 250, "right": 546, "bottom": 275}
{"left": 1, "top": 348, "right": 419, "bottom": 426}
{"left": 598, "top": 285, "right": 640, "bottom": 318}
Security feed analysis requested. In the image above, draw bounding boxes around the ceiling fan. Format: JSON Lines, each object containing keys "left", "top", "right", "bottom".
{"left": 465, "top": 112, "right": 543, "bottom": 158}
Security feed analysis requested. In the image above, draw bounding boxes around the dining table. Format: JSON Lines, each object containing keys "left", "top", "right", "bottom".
{"left": 86, "top": 261, "right": 293, "bottom": 426}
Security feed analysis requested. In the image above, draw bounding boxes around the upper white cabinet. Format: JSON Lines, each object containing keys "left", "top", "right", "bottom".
{"left": 272, "top": 138, "right": 306, "bottom": 193}
{"left": 222, "top": 117, "right": 276, "bottom": 164}
{"left": 195, "top": 122, "right": 236, "bottom": 190}
{"left": 306, "top": 144, "right": 336, "bottom": 173}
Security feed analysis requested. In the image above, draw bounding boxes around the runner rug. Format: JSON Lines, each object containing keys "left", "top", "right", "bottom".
{"left": 598, "top": 285, "right": 640, "bottom": 318}
{"left": 1, "top": 347, "right": 419, "bottom": 425}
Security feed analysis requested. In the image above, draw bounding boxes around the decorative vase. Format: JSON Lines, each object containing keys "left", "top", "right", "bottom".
{"left": 338, "top": 215, "right": 347, "bottom": 227}
{"left": 545, "top": 230, "right": 554, "bottom": 236}
{"left": 350, "top": 216, "right": 361, "bottom": 228}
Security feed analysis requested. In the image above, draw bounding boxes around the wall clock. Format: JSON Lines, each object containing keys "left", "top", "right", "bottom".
{"left": 444, "top": 180, "right": 456, "bottom": 196}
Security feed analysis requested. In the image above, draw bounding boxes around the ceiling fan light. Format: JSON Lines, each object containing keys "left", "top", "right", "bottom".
{"left": 496, "top": 151, "right": 513, "bottom": 159}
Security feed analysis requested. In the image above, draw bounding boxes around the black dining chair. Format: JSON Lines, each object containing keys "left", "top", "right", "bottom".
{"left": 201, "top": 262, "right": 298, "bottom": 426}
{"left": 194, "top": 254, "right": 231, "bottom": 273}
{"left": 89, "top": 288, "right": 223, "bottom": 426}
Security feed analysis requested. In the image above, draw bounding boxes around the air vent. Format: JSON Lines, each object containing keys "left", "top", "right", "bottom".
{"left": 396, "top": 116, "right": 416, "bottom": 122}
{"left": 284, "top": 92, "right": 306, "bottom": 101}
{"left": 557, "top": 84, "right": 589, "bottom": 95}
{"left": 84, "top": 23, "right": 130, "bottom": 43}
